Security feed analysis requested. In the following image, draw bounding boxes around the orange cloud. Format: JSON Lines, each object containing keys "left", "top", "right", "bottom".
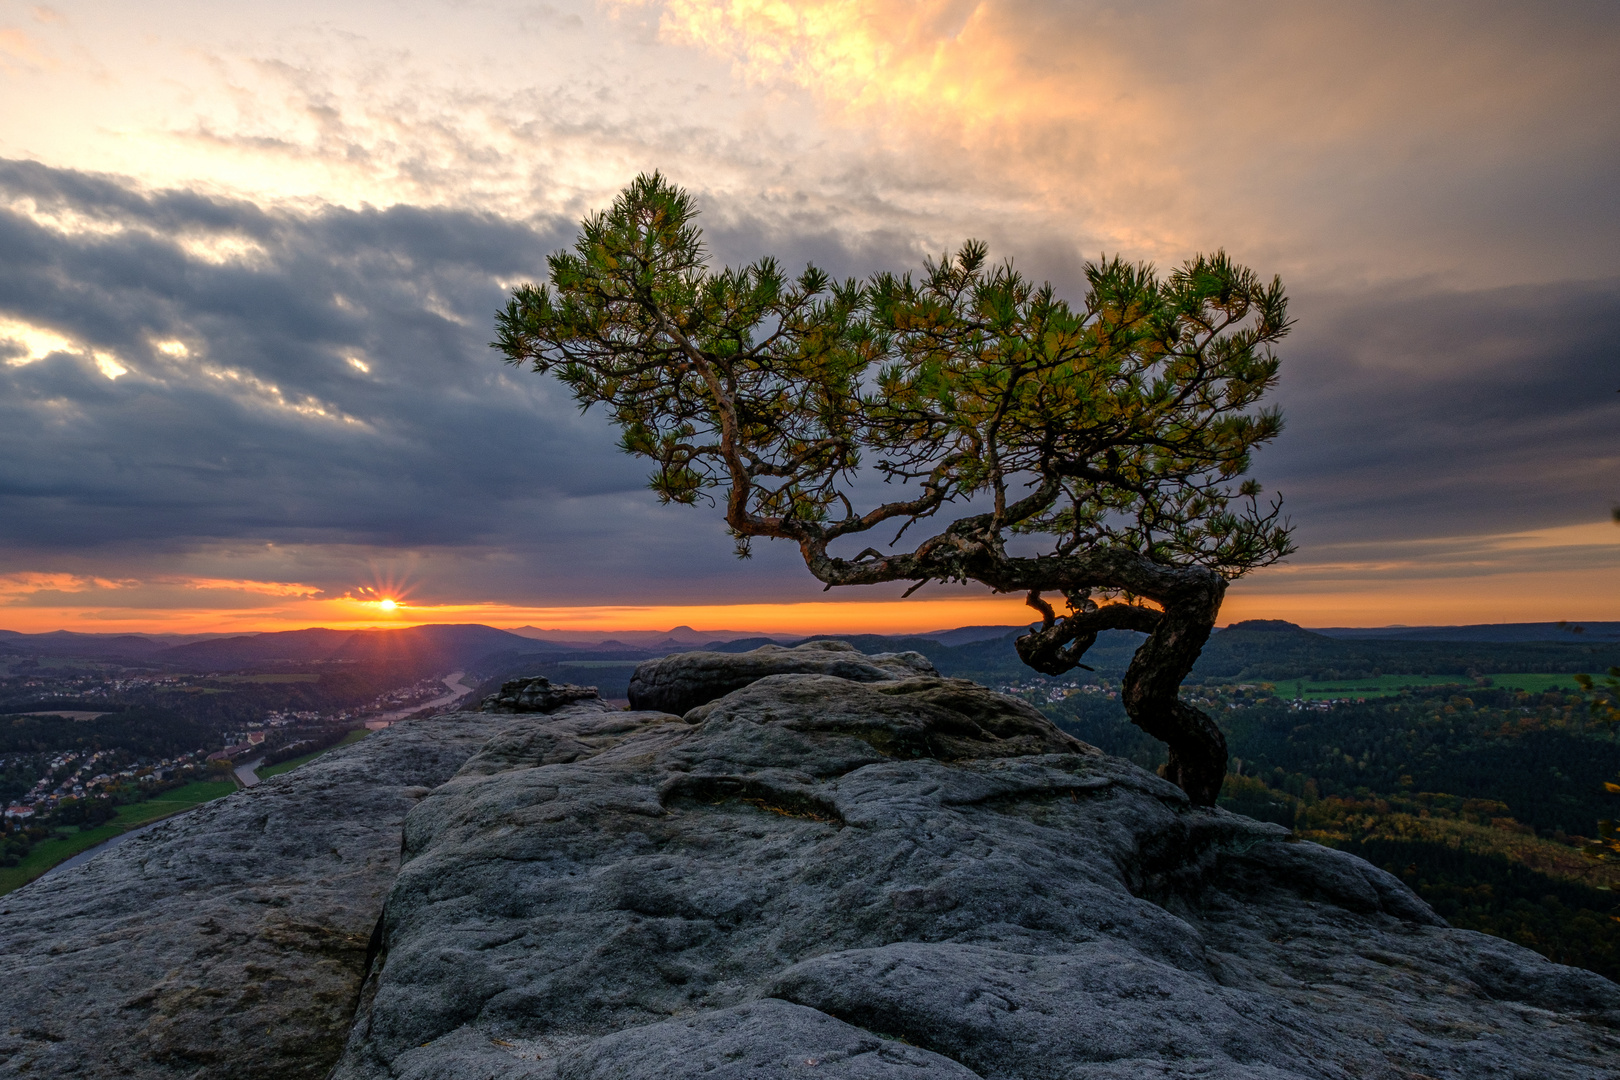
{"left": 0, "top": 26, "right": 50, "bottom": 69}
{"left": 174, "top": 577, "right": 325, "bottom": 598}
{"left": 617, "top": 0, "right": 1620, "bottom": 285}
{"left": 0, "top": 572, "right": 133, "bottom": 599}
{"left": 1224, "top": 566, "right": 1620, "bottom": 629}
{"left": 625, "top": 0, "right": 1182, "bottom": 248}
{"left": 0, "top": 572, "right": 329, "bottom": 612}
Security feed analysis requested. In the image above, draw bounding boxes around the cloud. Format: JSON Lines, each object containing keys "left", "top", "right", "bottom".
{"left": 0, "top": 26, "right": 51, "bottom": 70}
{"left": 3, "top": 153, "right": 1617, "bottom": 620}
{"left": 0, "top": 158, "right": 849, "bottom": 606}
{"left": 0, "top": 571, "right": 132, "bottom": 600}
{"left": 1257, "top": 278, "right": 1620, "bottom": 544}
{"left": 8, "top": 1, "right": 1615, "bottom": 300}
{"left": 176, "top": 577, "right": 325, "bottom": 598}
{"left": 619, "top": 0, "right": 1620, "bottom": 288}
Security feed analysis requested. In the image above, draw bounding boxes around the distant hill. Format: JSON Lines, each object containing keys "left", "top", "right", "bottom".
{"left": 6, "top": 619, "right": 1618, "bottom": 683}
{"left": 0, "top": 629, "right": 257, "bottom": 657}
{"left": 156, "top": 624, "right": 537, "bottom": 673}
{"left": 157, "top": 628, "right": 356, "bottom": 667}
{"left": 502, "top": 625, "right": 794, "bottom": 646}
{"left": 772, "top": 619, "right": 1620, "bottom": 686}
{"left": 0, "top": 631, "right": 171, "bottom": 658}
{"left": 918, "top": 624, "right": 1031, "bottom": 646}
{"left": 1310, "top": 622, "right": 1620, "bottom": 643}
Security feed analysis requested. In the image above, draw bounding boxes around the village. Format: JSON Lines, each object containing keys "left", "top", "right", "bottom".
{"left": 0, "top": 666, "right": 462, "bottom": 830}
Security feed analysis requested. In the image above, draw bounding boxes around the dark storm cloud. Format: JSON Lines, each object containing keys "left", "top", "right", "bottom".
{"left": 0, "top": 160, "right": 785, "bottom": 596}
{"left": 0, "top": 158, "right": 1613, "bottom": 606}
{"left": 0, "top": 159, "right": 874, "bottom": 604}
{"left": 0, "top": 159, "right": 574, "bottom": 543}
{"left": 1257, "top": 280, "right": 1620, "bottom": 549}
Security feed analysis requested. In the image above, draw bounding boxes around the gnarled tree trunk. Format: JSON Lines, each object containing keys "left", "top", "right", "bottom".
{"left": 1015, "top": 573, "right": 1228, "bottom": 806}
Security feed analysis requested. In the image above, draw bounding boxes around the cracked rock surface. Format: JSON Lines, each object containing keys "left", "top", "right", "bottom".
{"left": 482, "top": 676, "right": 603, "bottom": 714}
{"left": 335, "top": 670, "right": 1620, "bottom": 1080}
{"left": 0, "top": 712, "right": 517, "bottom": 1079}
{"left": 3, "top": 644, "right": 1615, "bottom": 1080}
{"left": 627, "top": 638, "right": 937, "bottom": 716}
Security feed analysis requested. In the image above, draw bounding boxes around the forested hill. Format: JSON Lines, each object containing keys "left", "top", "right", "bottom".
{"left": 1189, "top": 620, "right": 1620, "bottom": 682}
{"left": 776, "top": 620, "right": 1620, "bottom": 687}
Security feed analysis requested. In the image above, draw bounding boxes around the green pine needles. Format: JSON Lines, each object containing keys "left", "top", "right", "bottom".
{"left": 495, "top": 173, "right": 1297, "bottom": 804}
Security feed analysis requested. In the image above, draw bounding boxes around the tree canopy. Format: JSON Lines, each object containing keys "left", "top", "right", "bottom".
{"left": 495, "top": 173, "right": 1295, "bottom": 803}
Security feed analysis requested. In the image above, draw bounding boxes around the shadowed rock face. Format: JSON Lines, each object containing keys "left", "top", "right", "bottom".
{"left": 334, "top": 670, "right": 1620, "bottom": 1080}
{"left": 4, "top": 648, "right": 1618, "bottom": 1080}
{"left": 628, "top": 639, "right": 937, "bottom": 716}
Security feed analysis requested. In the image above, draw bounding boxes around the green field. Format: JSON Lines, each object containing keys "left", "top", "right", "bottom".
{"left": 0, "top": 779, "right": 237, "bottom": 896}
{"left": 258, "top": 729, "right": 368, "bottom": 779}
{"left": 1288, "top": 672, "right": 1598, "bottom": 701}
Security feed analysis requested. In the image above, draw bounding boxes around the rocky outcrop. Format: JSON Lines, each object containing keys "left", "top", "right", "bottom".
{"left": 335, "top": 668, "right": 1620, "bottom": 1079}
{"left": 483, "top": 675, "right": 603, "bottom": 714}
{"left": 0, "top": 711, "right": 524, "bottom": 1079}
{"left": 5, "top": 646, "right": 1618, "bottom": 1080}
{"left": 627, "top": 638, "right": 936, "bottom": 716}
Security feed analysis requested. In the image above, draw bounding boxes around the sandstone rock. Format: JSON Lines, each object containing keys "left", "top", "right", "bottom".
{"left": 482, "top": 676, "right": 604, "bottom": 714}
{"left": 627, "top": 638, "right": 936, "bottom": 716}
{"left": 0, "top": 712, "right": 517, "bottom": 1079}
{"left": 6, "top": 643, "right": 1617, "bottom": 1080}
{"left": 332, "top": 665, "right": 1620, "bottom": 1080}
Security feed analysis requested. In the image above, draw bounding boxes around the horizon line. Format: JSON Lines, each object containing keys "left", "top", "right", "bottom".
{"left": 3, "top": 616, "right": 1614, "bottom": 639}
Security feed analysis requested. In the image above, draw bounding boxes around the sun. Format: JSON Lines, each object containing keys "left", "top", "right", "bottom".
{"left": 378, "top": 598, "right": 398, "bottom": 611}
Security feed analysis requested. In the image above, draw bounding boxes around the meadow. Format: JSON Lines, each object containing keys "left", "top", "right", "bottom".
{"left": 1289, "top": 672, "right": 1597, "bottom": 700}
{"left": 258, "top": 729, "right": 368, "bottom": 778}
{"left": 0, "top": 779, "right": 236, "bottom": 896}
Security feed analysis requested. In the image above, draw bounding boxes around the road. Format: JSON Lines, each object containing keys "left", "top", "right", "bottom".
{"left": 234, "top": 756, "right": 265, "bottom": 788}
{"left": 41, "top": 814, "right": 189, "bottom": 880}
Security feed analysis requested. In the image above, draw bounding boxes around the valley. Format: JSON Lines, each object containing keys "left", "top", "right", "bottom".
{"left": 3, "top": 617, "right": 1618, "bottom": 982}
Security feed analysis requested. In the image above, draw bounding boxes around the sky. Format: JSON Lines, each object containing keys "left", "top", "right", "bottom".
{"left": 0, "top": 0, "right": 1616, "bottom": 636}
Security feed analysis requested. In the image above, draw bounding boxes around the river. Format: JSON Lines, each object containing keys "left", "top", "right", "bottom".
{"left": 362, "top": 671, "right": 475, "bottom": 729}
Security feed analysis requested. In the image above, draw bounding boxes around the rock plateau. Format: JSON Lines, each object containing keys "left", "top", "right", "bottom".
{"left": 2, "top": 640, "right": 1616, "bottom": 1079}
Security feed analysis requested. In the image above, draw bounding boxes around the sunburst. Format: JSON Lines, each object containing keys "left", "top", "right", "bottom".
{"left": 352, "top": 567, "right": 415, "bottom": 616}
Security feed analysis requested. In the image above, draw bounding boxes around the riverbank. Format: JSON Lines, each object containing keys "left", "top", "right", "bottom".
{"left": 0, "top": 677, "right": 466, "bottom": 896}
{"left": 259, "top": 728, "right": 369, "bottom": 780}
{"left": 363, "top": 671, "right": 472, "bottom": 729}
{"left": 0, "top": 779, "right": 237, "bottom": 896}
{"left": 1, "top": 730, "right": 382, "bottom": 896}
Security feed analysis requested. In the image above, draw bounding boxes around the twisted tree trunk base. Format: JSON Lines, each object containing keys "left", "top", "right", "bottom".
{"left": 1015, "top": 582, "right": 1228, "bottom": 806}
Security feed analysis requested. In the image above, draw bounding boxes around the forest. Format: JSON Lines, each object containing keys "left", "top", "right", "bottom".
{"left": 973, "top": 624, "right": 1620, "bottom": 982}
